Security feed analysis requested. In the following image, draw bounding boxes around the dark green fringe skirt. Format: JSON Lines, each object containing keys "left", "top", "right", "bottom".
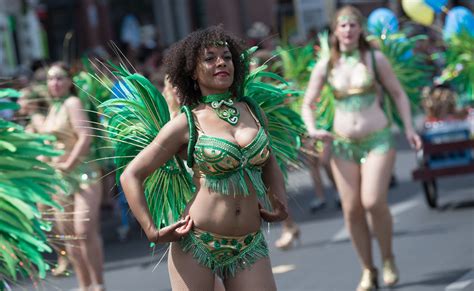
{"left": 179, "top": 227, "right": 269, "bottom": 279}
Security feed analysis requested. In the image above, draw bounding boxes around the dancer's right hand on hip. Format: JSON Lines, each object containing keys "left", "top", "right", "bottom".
{"left": 147, "top": 215, "right": 193, "bottom": 243}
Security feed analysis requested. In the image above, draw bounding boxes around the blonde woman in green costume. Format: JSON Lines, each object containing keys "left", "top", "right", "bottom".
{"left": 42, "top": 62, "right": 104, "bottom": 291}
{"left": 302, "top": 6, "right": 422, "bottom": 291}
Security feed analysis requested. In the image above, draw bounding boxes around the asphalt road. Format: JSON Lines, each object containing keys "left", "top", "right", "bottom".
{"left": 15, "top": 133, "right": 474, "bottom": 291}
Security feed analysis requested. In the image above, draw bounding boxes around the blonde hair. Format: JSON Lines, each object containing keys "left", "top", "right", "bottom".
{"left": 330, "top": 5, "right": 372, "bottom": 68}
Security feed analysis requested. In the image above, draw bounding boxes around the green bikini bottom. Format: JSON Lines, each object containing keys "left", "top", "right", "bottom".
{"left": 180, "top": 227, "right": 268, "bottom": 279}
{"left": 332, "top": 127, "right": 394, "bottom": 164}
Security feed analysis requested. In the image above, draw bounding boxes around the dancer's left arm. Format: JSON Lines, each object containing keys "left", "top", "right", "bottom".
{"left": 258, "top": 108, "right": 288, "bottom": 222}
{"left": 58, "top": 96, "right": 92, "bottom": 171}
{"left": 374, "top": 51, "right": 422, "bottom": 150}
{"left": 260, "top": 154, "right": 289, "bottom": 222}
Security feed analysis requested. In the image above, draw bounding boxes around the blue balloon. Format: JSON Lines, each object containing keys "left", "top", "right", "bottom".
{"left": 424, "top": 0, "right": 448, "bottom": 14}
{"left": 444, "top": 6, "right": 474, "bottom": 39}
{"left": 368, "top": 8, "right": 398, "bottom": 35}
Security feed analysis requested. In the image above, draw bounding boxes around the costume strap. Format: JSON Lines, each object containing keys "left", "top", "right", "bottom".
{"left": 370, "top": 48, "right": 386, "bottom": 98}
{"left": 181, "top": 105, "right": 197, "bottom": 168}
{"left": 370, "top": 48, "right": 394, "bottom": 126}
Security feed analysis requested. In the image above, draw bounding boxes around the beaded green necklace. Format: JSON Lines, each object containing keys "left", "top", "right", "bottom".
{"left": 201, "top": 91, "right": 240, "bottom": 126}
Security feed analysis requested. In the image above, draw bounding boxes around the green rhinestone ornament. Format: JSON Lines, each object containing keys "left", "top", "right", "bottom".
{"left": 201, "top": 91, "right": 240, "bottom": 126}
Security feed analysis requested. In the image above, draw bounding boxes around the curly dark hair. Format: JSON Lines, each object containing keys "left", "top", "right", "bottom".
{"left": 164, "top": 25, "right": 248, "bottom": 106}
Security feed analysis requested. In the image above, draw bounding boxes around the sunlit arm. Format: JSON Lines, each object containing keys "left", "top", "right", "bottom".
{"left": 259, "top": 109, "right": 289, "bottom": 222}
{"left": 260, "top": 154, "right": 288, "bottom": 222}
{"left": 375, "top": 51, "right": 414, "bottom": 131}
{"left": 62, "top": 97, "right": 92, "bottom": 170}
{"left": 375, "top": 51, "right": 422, "bottom": 149}
{"left": 301, "top": 59, "right": 328, "bottom": 136}
{"left": 262, "top": 155, "right": 287, "bottom": 208}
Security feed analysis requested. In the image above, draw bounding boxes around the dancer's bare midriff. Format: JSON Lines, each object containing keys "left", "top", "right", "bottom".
{"left": 333, "top": 99, "right": 389, "bottom": 139}
{"left": 183, "top": 175, "right": 262, "bottom": 237}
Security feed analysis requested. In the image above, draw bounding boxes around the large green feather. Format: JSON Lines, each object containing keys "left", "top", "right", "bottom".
{"left": 437, "top": 30, "right": 474, "bottom": 106}
{"left": 0, "top": 89, "right": 65, "bottom": 286}
{"left": 93, "top": 64, "right": 194, "bottom": 228}
{"left": 368, "top": 28, "right": 433, "bottom": 128}
{"left": 243, "top": 47, "right": 306, "bottom": 178}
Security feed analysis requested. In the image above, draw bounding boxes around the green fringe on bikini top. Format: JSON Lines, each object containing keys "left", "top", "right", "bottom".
{"left": 181, "top": 96, "right": 271, "bottom": 206}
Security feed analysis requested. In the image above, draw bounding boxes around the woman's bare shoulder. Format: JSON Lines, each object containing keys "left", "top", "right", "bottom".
{"left": 164, "top": 111, "right": 190, "bottom": 133}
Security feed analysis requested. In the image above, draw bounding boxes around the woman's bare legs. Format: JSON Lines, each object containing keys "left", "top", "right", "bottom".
{"left": 60, "top": 194, "right": 92, "bottom": 289}
{"left": 306, "top": 153, "right": 327, "bottom": 209}
{"left": 330, "top": 158, "right": 374, "bottom": 270}
{"left": 360, "top": 150, "right": 396, "bottom": 261}
{"left": 38, "top": 202, "right": 70, "bottom": 276}
{"left": 74, "top": 182, "right": 105, "bottom": 290}
{"left": 224, "top": 257, "right": 276, "bottom": 291}
{"left": 168, "top": 242, "right": 215, "bottom": 291}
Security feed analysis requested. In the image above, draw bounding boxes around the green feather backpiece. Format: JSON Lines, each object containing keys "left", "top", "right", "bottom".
{"left": 367, "top": 28, "right": 433, "bottom": 128}
{"left": 273, "top": 32, "right": 334, "bottom": 131}
{"left": 273, "top": 41, "right": 317, "bottom": 117}
{"left": 274, "top": 41, "right": 316, "bottom": 90}
{"left": 312, "top": 31, "right": 336, "bottom": 131}
{"left": 91, "top": 63, "right": 194, "bottom": 228}
{"left": 73, "top": 59, "right": 114, "bottom": 169}
{"left": 242, "top": 47, "right": 306, "bottom": 179}
{"left": 0, "top": 90, "right": 66, "bottom": 289}
{"left": 437, "top": 30, "right": 474, "bottom": 106}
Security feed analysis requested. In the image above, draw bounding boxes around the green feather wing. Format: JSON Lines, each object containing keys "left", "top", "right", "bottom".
{"left": 437, "top": 30, "right": 474, "bottom": 106}
{"left": 243, "top": 49, "right": 306, "bottom": 178}
{"left": 0, "top": 89, "right": 20, "bottom": 111}
{"left": 74, "top": 64, "right": 114, "bottom": 168}
{"left": 368, "top": 29, "right": 433, "bottom": 128}
{"left": 0, "top": 91, "right": 66, "bottom": 285}
{"left": 93, "top": 64, "right": 194, "bottom": 227}
{"left": 274, "top": 41, "right": 316, "bottom": 90}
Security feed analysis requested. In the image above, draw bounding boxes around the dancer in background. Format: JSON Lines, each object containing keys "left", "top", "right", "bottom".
{"left": 42, "top": 62, "right": 105, "bottom": 291}
{"left": 302, "top": 6, "right": 422, "bottom": 291}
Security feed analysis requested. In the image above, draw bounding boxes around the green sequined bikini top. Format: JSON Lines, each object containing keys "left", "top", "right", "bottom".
{"left": 192, "top": 103, "right": 271, "bottom": 199}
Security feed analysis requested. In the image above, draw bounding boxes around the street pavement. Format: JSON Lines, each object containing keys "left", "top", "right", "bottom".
{"left": 15, "top": 133, "right": 474, "bottom": 291}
